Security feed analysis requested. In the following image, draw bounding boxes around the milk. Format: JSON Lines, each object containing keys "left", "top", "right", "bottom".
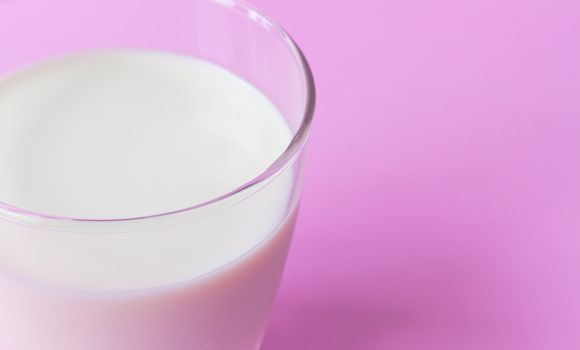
{"left": 0, "top": 51, "right": 298, "bottom": 349}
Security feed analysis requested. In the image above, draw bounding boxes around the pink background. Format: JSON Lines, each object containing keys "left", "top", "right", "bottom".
{"left": 252, "top": 1, "right": 580, "bottom": 349}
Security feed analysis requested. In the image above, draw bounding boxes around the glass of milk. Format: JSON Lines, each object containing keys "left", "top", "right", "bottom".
{"left": 0, "top": 0, "right": 315, "bottom": 349}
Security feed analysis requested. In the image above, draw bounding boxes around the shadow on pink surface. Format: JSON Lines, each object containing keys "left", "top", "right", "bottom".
{"left": 262, "top": 170, "right": 580, "bottom": 349}
{"left": 262, "top": 301, "right": 400, "bottom": 350}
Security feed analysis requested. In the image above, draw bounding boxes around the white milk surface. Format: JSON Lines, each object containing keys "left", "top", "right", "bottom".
{"left": 0, "top": 51, "right": 295, "bottom": 291}
{"left": 0, "top": 50, "right": 291, "bottom": 218}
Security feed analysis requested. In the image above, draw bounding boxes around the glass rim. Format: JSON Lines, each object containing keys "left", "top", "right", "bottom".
{"left": 0, "top": 0, "right": 316, "bottom": 223}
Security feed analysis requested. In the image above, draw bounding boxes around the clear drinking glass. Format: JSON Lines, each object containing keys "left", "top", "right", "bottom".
{"left": 0, "top": 0, "right": 314, "bottom": 349}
